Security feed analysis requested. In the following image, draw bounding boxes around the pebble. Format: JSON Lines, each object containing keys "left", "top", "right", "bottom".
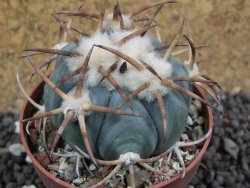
{"left": 194, "top": 126, "right": 204, "bottom": 139}
{"left": 73, "top": 177, "right": 85, "bottom": 185}
{"left": 60, "top": 164, "right": 77, "bottom": 181}
{"left": 172, "top": 162, "right": 180, "bottom": 171}
{"left": 181, "top": 133, "right": 189, "bottom": 141}
{"left": 59, "top": 161, "right": 69, "bottom": 172}
{"left": 241, "top": 156, "right": 250, "bottom": 173}
{"left": 216, "top": 175, "right": 224, "bottom": 185}
{"left": 22, "top": 185, "right": 37, "bottom": 188}
{"left": 161, "top": 165, "right": 170, "bottom": 173}
{"left": 196, "top": 116, "right": 204, "bottom": 125}
{"left": 211, "top": 136, "right": 220, "bottom": 149}
{"left": 89, "top": 164, "right": 97, "bottom": 171}
{"left": 5, "top": 182, "right": 18, "bottom": 188}
{"left": 22, "top": 165, "right": 33, "bottom": 174}
{"left": 0, "top": 140, "right": 5, "bottom": 147}
{"left": 47, "top": 164, "right": 60, "bottom": 171}
{"left": 25, "top": 180, "right": 33, "bottom": 185}
{"left": 223, "top": 137, "right": 239, "bottom": 159}
{"left": 16, "top": 173, "right": 26, "bottom": 185}
{"left": 3, "top": 174, "right": 12, "bottom": 183}
{"left": 187, "top": 116, "right": 193, "bottom": 126}
{"left": 25, "top": 156, "right": 32, "bottom": 164}
{"left": 224, "top": 176, "right": 235, "bottom": 187}
{"left": 2, "top": 116, "right": 14, "bottom": 127}
{"left": 8, "top": 143, "right": 25, "bottom": 156}
{"left": 237, "top": 173, "right": 245, "bottom": 182}
{"left": 189, "top": 104, "right": 198, "bottom": 119}
{"left": 206, "top": 170, "right": 215, "bottom": 183}
{"left": 193, "top": 100, "right": 202, "bottom": 110}
{"left": 14, "top": 121, "right": 20, "bottom": 134}
{"left": 185, "top": 154, "right": 195, "bottom": 161}
{"left": 13, "top": 163, "right": 22, "bottom": 172}
{"left": 1, "top": 152, "right": 10, "bottom": 163}
{"left": 211, "top": 180, "right": 221, "bottom": 188}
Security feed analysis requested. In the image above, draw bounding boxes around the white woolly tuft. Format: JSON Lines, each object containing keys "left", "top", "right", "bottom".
{"left": 67, "top": 32, "right": 115, "bottom": 71}
{"left": 62, "top": 88, "right": 91, "bottom": 115}
{"left": 119, "top": 35, "right": 153, "bottom": 62}
{"left": 65, "top": 14, "right": 173, "bottom": 102}
{"left": 67, "top": 32, "right": 117, "bottom": 86}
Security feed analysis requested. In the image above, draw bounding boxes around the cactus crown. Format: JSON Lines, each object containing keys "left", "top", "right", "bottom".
{"left": 19, "top": 1, "right": 221, "bottom": 187}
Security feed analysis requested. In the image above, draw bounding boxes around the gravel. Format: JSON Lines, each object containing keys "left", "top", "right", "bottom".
{"left": 0, "top": 91, "right": 249, "bottom": 188}
{"left": 189, "top": 91, "right": 250, "bottom": 188}
{"left": 0, "top": 113, "right": 44, "bottom": 188}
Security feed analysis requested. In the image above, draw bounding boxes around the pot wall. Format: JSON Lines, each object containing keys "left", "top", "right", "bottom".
{"left": 20, "top": 82, "right": 75, "bottom": 188}
{"left": 20, "top": 81, "right": 212, "bottom": 188}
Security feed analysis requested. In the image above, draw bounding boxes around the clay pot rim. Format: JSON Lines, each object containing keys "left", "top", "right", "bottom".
{"left": 20, "top": 81, "right": 212, "bottom": 188}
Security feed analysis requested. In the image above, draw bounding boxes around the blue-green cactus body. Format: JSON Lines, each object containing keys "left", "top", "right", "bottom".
{"left": 43, "top": 41, "right": 191, "bottom": 160}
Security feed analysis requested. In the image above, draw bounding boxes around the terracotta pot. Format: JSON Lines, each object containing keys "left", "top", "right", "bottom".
{"left": 20, "top": 81, "right": 213, "bottom": 188}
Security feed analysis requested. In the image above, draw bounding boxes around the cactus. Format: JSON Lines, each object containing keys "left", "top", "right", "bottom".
{"left": 19, "top": 1, "right": 221, "bottom": 187}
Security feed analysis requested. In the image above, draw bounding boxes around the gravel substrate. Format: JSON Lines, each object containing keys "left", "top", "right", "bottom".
{"left": 189, "top": 92, "right": 250, "bottom": 188}
{"left": 0, "top": 113, "right": 44, "bottom": 188}
{"left": 0, "top": 91, "right": 249, "bottom": 188}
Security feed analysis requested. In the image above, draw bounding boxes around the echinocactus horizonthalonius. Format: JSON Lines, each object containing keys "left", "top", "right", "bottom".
{"left": 19, "top": 0, "right": 221, "bottom": 187}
